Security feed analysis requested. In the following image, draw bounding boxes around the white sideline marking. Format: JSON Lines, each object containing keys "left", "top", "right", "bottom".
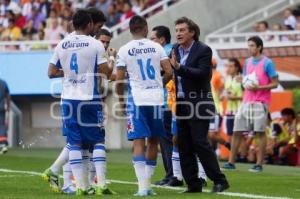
{"left": 0, "top": 168, "right": 292, "bottom": 199}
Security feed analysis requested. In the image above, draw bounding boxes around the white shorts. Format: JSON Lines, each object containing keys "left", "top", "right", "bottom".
{"left": 233, "top": 103, "right": 268, "bottom": 133}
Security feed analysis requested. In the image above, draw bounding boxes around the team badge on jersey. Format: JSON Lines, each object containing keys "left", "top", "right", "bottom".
{"left": 127, "top": 114, "right": 135, "bottom": 133}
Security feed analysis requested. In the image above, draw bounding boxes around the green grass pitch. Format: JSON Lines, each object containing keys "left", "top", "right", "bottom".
{"left": 0, "top": 148, "right": 299, "bottom": 199}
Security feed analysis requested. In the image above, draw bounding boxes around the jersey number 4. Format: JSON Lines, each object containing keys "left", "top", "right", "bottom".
{"left": 70, "top": 53, "right": 79, "bottom": 74}
{"left": 137, "top": 58, "right": 155, "bottom": 80}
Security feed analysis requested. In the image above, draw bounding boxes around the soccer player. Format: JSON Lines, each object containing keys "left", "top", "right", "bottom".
{"left": 42, "top": 8, "right": 107, "bottom": 195}
{"left": 116, "top": 16, "right": 172, "bottom": 196}
{"left": 47, "top": 9, "right": 114, "bottom": 195}
{"left": 223, "top": 36, "right": 278, "bottom": 172}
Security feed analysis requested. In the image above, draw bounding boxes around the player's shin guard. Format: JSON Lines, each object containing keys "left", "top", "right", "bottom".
{"left": 82, "top": 150, "right": 90, "bottom": 188}
{"left": 69, "top": 145, "right": 85, "bottom": 190}
{"left": 172, "top": 147, "right": 183, "bottom": 181}
{"left": 197, "top": 158, "right": 207, "bottom": 181}
{"left": 145, "top": 160, "right": 157, "bottom": 190}
{"left": 93, "top": 144, "right": 106, "bottom": 188}
{"left": 133, "top": 155, "right": 147, "bottom": 192}
{"left": 63, "top": 162, "right": 73, "bottom": 188}
{"left": 50, "top": 143, "right": 70, "bottom": 174}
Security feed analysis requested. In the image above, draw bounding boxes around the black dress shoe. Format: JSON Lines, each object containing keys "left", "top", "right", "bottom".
{"left": 200, "top": 178, "right": 207, "bottom": 187}
{"left": 167, "top": 177, "right": 184, "bottom": 187}
{"left": 180, "top": 186, "right": 202, "bottom": 193}
{"left": 211, "top": 182, "right": 229, "bottom": 193}
{"left": 155, "top": 178, "right": 169, "bottom": 186}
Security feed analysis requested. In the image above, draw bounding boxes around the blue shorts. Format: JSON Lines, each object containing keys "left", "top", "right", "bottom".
{"left": 61, "top": 99, "right": 105, "bottom": 145}
{"left": 171, "top": 115, "right": 177, "bottom": 136}
{"left": 126, "top": 101, "right": 165, "bottom": 141}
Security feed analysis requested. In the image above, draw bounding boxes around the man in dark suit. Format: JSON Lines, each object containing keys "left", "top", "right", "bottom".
{"left": 170, "top": 17, "right": 229, "bottom": 193}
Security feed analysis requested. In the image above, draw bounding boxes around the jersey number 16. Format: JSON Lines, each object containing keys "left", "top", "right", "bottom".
{"left": 137, "top": 58, "right": 155, "bottom": 80}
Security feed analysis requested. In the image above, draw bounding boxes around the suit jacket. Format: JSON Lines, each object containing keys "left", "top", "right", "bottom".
{"left": 173, "top": 40, "right": 215, "bottom": 120}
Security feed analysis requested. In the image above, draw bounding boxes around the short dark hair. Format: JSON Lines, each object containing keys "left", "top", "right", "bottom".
{"left": 86, "top": 7, "right": 106, "bottom": 24}
{"left": 95, "top": 28, "right": 112, "bottom": 39}
{"left": 258, "top": 21, "right": 269, "bottom": 29}
{"left": 281, "top": 108, "right": 296, "bottom": 119}
{"left": 175, "top": 17, "right": 200, "bottom": 41}
{"left": 72, "top": 9, "right": 92, "bottom": 30}
{"left": 152, "top": 26, "right": 171, "bottom": 44}
{"left": 129, "top": 15, "right": 147, "bottom": 34}
{"left": 228, "top": 58, "right": 242, "bottom": 74}
{"left": 248, "top": 36, "right": 264, "bottom": 53}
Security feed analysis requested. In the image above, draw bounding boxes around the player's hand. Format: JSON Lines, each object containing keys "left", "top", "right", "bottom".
{"left": 235, "top": 74, "right": 243, "bottom": 83}
{"left": 108, "top": 47, "right": 117, "bottom": 57}
{"left": 170, "top": 49, "right": 180, "bottom": 70}
{"left": 248, "top": 84, "right": 259, "bottom": 91}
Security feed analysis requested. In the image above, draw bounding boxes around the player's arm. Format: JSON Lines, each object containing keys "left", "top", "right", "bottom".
{"left": 98, "top": 62, "right": 113, "bottom": 79}
{"left": 108, "top": 47, "right": 117, "bottom": 81}
{"left": 48, "top": 63, "right": 64, "bottom": 78}
{"left": 48, "top": 45, "right": 64, "bottom": 78}
{"left": 115, "top": 48, "right": 127, "bottom": 111}
{"left": 116, "top": 67, "right": 126, "bottom": 107}
{"left": 97, "top": 42, "right": 113, "bottom": 80}
{"left": 161, "top": 59, "right": 173, "bottom": 85}
{"left": 258, "top": 76, "right": 279, "bottom": 91}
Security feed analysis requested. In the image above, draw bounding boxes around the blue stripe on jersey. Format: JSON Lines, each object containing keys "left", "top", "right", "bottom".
{"left": 93, "top": 54, "right": 99, "bottom": 99}
{"left": 55, "top": 60, "right": 62, "bottom": 68}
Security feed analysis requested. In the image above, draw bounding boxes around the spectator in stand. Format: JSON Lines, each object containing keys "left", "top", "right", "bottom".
{"left": 96, "top": 0, "right": 112, "bottom": 17}
{"left": 21, "top": 19, "right": 36, "bottom": 40}
{"left": 61, "top": 6, "right": 72, "bottom": 21}
{"left": 132, "top": 0, "right": 146, "bottom": 15}
{"left": 46, "top": 9, "right": 60, "bottom": 28}
{"left": 26, "top": 6, "right": 45, "bottom": 30}
{"left": 44, "top": 17, "right": 65, "bottom": 40}
{"left": 257, "top": 21, "right": 272, "bottom": 42}
{"left": 120, "top": 2, "right": 135, "bottom": 23}
{"left": 86, "top": 0, "right": 97, "bottom": 8}
{"left": 283, "top": 8, "right": 297, "bottom": 29}
{"left": 39, "top": 0, "right": 51, "bottom": 18}
{"left": 2, "top": 9, "right": 14, "bottom": 28}
{"left": 105, "top": 3, "right": 121, "bottom": 27}
{"left": 22, "top": 0, "right": 36, "bottom": 18}
{"left": 13, "top": 6, "right": 26, "bottom": 29}
{"left": 281, "top": 24, "right": 295, "bottom": 41}
{"left": 1, "top": 18, "right": 22, "bottom": 40}
{"left": 271, "top": 23, "right": 282, "bottom": 42}
{"left": 50, "top": 0, "right": 62, "bottom": 16}
{"left": 0, "top": 0, "right": 20, "bottom": 16}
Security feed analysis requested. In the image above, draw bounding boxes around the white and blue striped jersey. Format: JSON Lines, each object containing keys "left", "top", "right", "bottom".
{"left": 50, "top": 34, "right": 107, "bottom": 100}
{"left": 116, "top": 38, "right": 168, "bottom": 106}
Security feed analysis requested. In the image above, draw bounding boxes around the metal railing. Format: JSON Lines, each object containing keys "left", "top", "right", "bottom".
{"left": 0, "top": 40, "right": 59, "bottom": 52}
{"left": 208, "top": 0, "right": 300, "bottom": 36}
{"left": 109, "top": 0, "right": 177, "bottom": 38}
{"left": 207, "top": 30, "right": 300, "bottom": 49}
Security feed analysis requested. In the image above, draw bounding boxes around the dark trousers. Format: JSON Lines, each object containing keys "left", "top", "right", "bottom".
{"left": 159, "top": 110, "right": 174, "bottom": 181}
{"left": 177, "top": 118, "right": 227, "bottom": 188}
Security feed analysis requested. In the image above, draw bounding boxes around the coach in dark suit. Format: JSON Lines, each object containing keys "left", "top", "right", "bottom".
{"left": 170, "top": 17, "right": 229, "bottom": 193}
